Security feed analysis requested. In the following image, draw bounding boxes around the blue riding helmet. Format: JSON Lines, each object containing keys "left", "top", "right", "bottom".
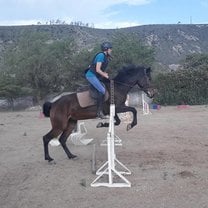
{"left": 101, "top": 42, "right": 112, "bottom": 51}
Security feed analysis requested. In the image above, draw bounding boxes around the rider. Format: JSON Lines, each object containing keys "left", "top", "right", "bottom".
{"left": 85, "top": 42, "right": 112, "bottom": 119}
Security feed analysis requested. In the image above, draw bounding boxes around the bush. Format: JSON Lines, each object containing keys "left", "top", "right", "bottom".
{"left": 154, "top": 68, "right": 208, "bottom": 105}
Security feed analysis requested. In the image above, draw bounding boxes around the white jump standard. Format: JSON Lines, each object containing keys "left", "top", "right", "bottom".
{"left": 142, "top": 92, "right": 151, "bottom": 115}
{"left": 91, "top": 80, "right": 131, "bottom": 188}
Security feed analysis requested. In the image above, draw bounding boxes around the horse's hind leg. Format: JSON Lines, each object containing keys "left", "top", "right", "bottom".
{"left": 59, "top": 119, "right": 77, "bottom": 159}
{"left": 43, "top": 129, "right": 61, "bottom": 162}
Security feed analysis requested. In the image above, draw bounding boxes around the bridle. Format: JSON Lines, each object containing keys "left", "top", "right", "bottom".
{"left": 112, "top": 76, "right": 150, "bottom": 92}
{"left": 109, "top": 76, "right": 154, "bottom": 99}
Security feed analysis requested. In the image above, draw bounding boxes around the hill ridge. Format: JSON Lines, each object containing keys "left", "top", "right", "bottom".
{"left": 1, "top": 24, "right": 208, "bottom": 69}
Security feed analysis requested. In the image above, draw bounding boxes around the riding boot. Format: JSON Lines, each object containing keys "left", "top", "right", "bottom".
{"left": 97, "top": 93, "right": 107, "bottom": 119}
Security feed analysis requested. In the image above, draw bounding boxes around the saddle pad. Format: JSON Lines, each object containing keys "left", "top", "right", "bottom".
{"left": 77, "top": 90, "right": 109, "bottom": 108}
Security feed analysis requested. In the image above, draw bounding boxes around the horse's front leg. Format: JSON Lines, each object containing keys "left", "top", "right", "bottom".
{"left": 116, "top": 106, "right": 137, "bottom": 131}
{"left": 114, "top": 113, "right": 121, "bottom": 126}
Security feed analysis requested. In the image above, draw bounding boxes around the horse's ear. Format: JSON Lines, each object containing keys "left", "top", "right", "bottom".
{"left": 145, "top": 67, "right": 152, "bottom": 80}
{"left": 145, "top": 67, "right": 151, "bottom": 74}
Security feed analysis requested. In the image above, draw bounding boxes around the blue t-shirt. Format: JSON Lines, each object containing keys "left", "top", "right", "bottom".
{"left": 86, "top": 53, "right": 105, "bottom": 77}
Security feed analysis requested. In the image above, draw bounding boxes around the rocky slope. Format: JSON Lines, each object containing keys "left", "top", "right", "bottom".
{"left": 0, "top": 24, "right": 208, "bottom": 69}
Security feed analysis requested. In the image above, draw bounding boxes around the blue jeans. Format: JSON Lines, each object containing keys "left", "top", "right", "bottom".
{"left": 85, "top": 75, "right": 105, "bottom": 95}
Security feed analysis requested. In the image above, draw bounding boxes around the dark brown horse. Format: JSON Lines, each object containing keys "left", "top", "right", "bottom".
{"left": 42, "top": 65, "right": 155, "bottom": 162}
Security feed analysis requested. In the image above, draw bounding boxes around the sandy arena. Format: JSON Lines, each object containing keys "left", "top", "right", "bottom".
{"left": 0, "top": 105, "right": 208, "bottom": 208}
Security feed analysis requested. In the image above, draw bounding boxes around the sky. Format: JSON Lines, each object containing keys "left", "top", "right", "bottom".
{"left": 0, "top": 0, "right": 208, "bottom": 29}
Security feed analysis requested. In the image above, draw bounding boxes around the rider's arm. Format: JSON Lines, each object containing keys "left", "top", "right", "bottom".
{"left": 96, "top": 62, "right": 109, "bottom": 79}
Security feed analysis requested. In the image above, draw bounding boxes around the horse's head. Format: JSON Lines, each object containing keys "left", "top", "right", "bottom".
{"left": 114, "top": 65, "right": 156, "bottom": 98}
{"left": 136, "top": 66, "right": 155, "bottom": 98}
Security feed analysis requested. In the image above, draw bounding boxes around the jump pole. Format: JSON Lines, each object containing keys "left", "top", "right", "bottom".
{"left": 142, "top": 92, "right": 151, "bottom": 115}
{"left": 91, "top": 80, "right": 131, "bottom": 188}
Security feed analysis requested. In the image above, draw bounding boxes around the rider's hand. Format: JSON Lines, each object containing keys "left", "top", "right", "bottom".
{"left": 103, "top": 72, "right": 109, "bottom": 79}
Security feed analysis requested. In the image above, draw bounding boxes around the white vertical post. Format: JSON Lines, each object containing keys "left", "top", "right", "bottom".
{"left": 91, "top": 104, "right": 131, "bottom": 188}
{"left": 142, "top": 93, "right": 151, "bottom": 115}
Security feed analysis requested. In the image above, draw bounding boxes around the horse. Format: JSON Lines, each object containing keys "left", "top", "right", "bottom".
{"left": 42, "top": 64, "right": 155, "bottom": 162}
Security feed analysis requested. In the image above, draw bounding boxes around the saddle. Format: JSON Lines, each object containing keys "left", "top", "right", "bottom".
{"left": 76, "top": 85, "right": 109, "bottom": 108}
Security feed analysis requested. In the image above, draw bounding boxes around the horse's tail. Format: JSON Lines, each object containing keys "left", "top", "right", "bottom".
{"left": 42, "top": 101, "right": 52, "bottom": 117}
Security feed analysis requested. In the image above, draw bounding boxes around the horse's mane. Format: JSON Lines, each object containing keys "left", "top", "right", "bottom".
{"left": 114, "top": 64, "right": 144, "bottom": 82}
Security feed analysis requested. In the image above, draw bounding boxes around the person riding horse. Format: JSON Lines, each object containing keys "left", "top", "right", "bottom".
{"left": 85, "top": 42, "right": 112, "bottom": 119}
{"left": 43, "top": 64, "right": 155, "bottom": 162}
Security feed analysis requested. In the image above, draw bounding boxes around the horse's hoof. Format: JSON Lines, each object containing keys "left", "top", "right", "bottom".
{"left": 69, "top": 154, "right": 78, "bottom": 160}
{"left": 45, "top": 157, "right": 54, "bottom": 162}
{"left": 48, "top": 160, "right": 56, "bottom": 165}
{"left": 96, "top": 122, "right": 103, "bottom": 128}
{"left": 126, "top": 124, "right": 132, "bottom": 131}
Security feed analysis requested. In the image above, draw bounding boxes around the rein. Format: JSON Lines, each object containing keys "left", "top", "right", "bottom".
{"left": 111, "top": 78, "right": 148, "bottom": 91}
{"left": 111, "top": 79, "right": 135, "bottom": 88}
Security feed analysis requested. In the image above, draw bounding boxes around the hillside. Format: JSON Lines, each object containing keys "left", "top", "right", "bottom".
{"left": 1, "top": 24, "right": 208, "bottom": 70}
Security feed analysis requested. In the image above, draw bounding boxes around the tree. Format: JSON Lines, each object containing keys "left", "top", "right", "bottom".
{"left": 154, "top": 53, "right": 208, "bottom": 105}
{"left": 1, "top": 31, "right": 155, "bottom": 101}
{"left": 110, "top": 33, "right": 155, "bottom": 75}
{"left": 182, "top": 53, "right": 208, "bottom": 70}
{"left": 0, "top": 72, "right": 33, "bottom": 109}
{"left": 3, "top": 32, "right": 76, "bottom": 100}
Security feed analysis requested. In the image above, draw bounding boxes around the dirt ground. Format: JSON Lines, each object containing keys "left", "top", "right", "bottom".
{"left": 0, "top": 105, "right": 208, "bottom": 208}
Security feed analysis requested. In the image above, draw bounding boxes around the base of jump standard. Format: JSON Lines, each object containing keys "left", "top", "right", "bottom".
{"left": 91, "top": 104, "right": 131, "bottom": 188}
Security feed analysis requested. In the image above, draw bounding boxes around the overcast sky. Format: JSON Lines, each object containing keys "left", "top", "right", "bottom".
{"left": 0, "top": 0, "right": 208, "bottom": 28}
